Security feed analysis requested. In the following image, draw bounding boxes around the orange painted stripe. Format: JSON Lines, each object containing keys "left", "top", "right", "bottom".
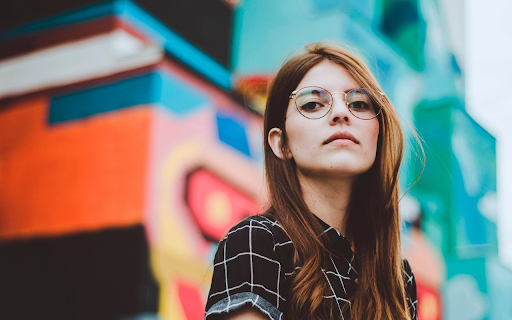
{"left": 0, "top": 95, "right": 151, "bottom": 240}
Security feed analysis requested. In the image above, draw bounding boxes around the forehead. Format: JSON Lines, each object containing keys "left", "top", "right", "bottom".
{"left": 295, "top": 60, "right": 360, "bottom": 92}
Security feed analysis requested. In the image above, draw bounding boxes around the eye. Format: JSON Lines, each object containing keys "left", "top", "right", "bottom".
{"left": 347, "top": 101, "right": 371, "bottom": 110}
{"left": 346, "top": 89, "right": 374, "bottom": 112}
{"left": 300, "top": 101, "right": 327, "bottom": 112}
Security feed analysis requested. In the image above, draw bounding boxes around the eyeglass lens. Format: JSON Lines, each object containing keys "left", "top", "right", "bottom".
{"left": 295, "top": 87, "right": 380, "bottom": 120}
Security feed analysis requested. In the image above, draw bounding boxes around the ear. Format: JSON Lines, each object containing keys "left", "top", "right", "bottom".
{"left": 268, "top": 127, "right": 292, "bottom": 160}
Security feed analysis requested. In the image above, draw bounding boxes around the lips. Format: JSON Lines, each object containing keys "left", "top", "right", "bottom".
{"left": 323, "top": 131, "right": 359, "bottom": 145}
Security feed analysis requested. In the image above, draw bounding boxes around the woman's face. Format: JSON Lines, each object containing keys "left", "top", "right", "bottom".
{"left": 269, "top": 60, "right": 380, "bottom": 180}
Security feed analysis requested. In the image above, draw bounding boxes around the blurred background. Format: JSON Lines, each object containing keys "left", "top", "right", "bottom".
{"left": 0, "top": 0, "right": 511, "bottom": 319}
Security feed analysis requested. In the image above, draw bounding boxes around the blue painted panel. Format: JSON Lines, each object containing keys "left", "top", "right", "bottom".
{"left": 215, "top": 111, "right": 251, "bottom": 157}
{"left": 310, "top": 0, "right": 375, "bottom": 20}
{"left": 49, "top": 71, "right": 210, "bottom": 123}
{"left": 49, "top": 73, "right": 158, "bottom": 123}
{"left": 444, "top": 257, "right": 490, "bottom": 320}
{"left": 232, "top": 0, "right": 342, "bottom": 74}
{"left": 158, "top": 72, "right": 210, "bottom": 115}
{"left": 381, "top": 0, "right": 421, "bottom": 36}
{"left": 311, "top": 0, "right": 341, "bottom": 10}
{"left": 486, "top": 257, "right": 512, "bottom": 320}
{"left": 450, "top": 109, "right": 497, "bottom": 257}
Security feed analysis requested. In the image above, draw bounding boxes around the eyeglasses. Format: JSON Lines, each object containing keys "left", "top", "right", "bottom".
{"left": 289, "top": 86, "right": 384, "bottom": 120}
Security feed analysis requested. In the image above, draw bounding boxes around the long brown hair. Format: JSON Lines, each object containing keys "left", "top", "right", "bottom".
{"left": 263, "top": 42, "right": 411, "bottom": 320}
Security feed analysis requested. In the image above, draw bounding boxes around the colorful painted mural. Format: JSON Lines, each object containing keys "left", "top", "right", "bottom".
{"left": 0, "top": 1, "right": 263, "bottom": 319}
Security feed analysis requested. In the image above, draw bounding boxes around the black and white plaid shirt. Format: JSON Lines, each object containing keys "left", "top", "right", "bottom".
{"left": 205, "top": 214, "right": 418, "bottom": 320}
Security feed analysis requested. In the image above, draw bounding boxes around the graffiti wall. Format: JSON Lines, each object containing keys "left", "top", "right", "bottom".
{"left": 0, "top": 0, "right": 264, "bottom": 319}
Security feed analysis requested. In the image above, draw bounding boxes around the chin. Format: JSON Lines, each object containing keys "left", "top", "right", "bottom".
{"left": 327, "top": 168, "right": 371, "bottom": 179}
{"left": 298, "top": 164, "right": 373, "bottom": 179}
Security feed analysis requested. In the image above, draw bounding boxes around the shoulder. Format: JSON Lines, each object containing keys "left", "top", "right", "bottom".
{"left": 402, "top": 257, "right": 418, "bottom": 320}
{"left": 206, "top": 214, "right": 289, "bottom": 319}
{"left": 220, "top": 214, "right": 287, "bottom": 244}
{"left": 213, "top": 214, "right": 292, "bottom": 266}
{"left": 402, "top": 257, "right": 415, "bottom": 287}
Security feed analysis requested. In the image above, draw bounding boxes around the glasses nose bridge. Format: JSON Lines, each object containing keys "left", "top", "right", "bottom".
{"left": 329, "top": 91, "right": 349, "bottom": 111}
{"left": 325, "top": 90, "right": 352, "bottom": 120}
{"left": 330, "top": 91, "right": 348, "bottom": 105}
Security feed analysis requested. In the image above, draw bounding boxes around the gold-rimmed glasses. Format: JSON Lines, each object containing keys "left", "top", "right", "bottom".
{"left": 289, "top": 86, "right": 384, "bottom": 120}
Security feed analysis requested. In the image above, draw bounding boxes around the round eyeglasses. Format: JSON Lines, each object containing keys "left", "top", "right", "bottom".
{"left": 289, "top": 86, "right": 384, "bottom": 120}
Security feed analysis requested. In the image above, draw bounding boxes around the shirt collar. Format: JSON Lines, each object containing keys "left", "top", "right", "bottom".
{"left": 314, "top": 215, "right": 353, "bottom": 259}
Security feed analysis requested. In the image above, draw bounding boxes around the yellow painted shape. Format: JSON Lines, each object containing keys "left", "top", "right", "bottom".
{"left": 159, "top": 280, "right": 187, "bottom": 320}
{"left": 206, "top": 190, "right": 231, "bottom": 226}
{"left": 152, "top": 141, "right": 215, "bottom": 318}
{"left": 158, "top": 142, "right": 201, "bottom": 257}
{"left": 152, "top": 246, "right": 213, "bottom": 320}
{"left": 151, "top": 247, "right": 212, "bottom": 284}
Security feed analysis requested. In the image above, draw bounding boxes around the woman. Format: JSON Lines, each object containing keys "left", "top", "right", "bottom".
{"left": 205, "top": 42, "right": 418, "bottom": 320}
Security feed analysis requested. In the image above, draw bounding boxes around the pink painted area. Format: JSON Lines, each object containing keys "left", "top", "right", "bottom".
{"left": 145, "top": 105, "right": 266, "bottom": 259}
{"left": 246, "top": 117, "right": 265, "bottom": 162}
{"left": 417, "top": 282, "right": 441, "bottom": 320}
{"left": 141, "top": 59, "right": 267, "bottom": 317}
{"left": 143, "top": 107, "right": 216, "bottom": 254}
{"left": 177, "top": 280, "right": 206, "bottom": 320}
{"left": 186, "top": 168, "right": 260, "bottom": 242}
{"left": 144, "top": 59, "right": 266, "bottom": 260}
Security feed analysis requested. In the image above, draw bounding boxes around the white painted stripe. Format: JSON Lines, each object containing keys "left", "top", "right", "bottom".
{"left": 0, "top": 30, "right": 163, "bottom": 99}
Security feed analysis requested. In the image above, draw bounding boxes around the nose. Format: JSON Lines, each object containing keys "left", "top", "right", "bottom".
{"left": 329, "top": 94, "right": 351, "bottom": 125}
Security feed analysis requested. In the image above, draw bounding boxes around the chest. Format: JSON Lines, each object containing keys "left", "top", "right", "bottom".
{"left": 275, "top": 240, "right": 359, "bottom": 318}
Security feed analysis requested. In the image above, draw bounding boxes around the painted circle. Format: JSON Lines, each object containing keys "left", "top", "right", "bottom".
{"left": 206, "top": 190, "right": 231, "bottom": 225}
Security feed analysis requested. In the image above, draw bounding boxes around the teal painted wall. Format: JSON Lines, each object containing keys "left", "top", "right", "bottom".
{"left": 232, "top": 0, "right": 511, "bottom": 319}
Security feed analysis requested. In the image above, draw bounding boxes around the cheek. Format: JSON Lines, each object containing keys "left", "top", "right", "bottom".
{"left": 285, "top": 105, "right": 307, "bottom": 149}
{"left": 372, "top": 122, "right": 380, "bottom": 146}
{"left": 365, "top": 120, "right": 380, "bottom": 153}
{"left": 285, "top": 118, "right": 317, "bottom": 155}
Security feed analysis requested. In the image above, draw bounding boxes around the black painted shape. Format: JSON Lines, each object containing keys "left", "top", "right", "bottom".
{"left": 0, "top": 0, "right": 103, "bottom": 31}
{"left": 134, "top": 0, "right": 232, "bottom": 68}
{"left": 0, "top": 224, "right": 159, "bottom": 320}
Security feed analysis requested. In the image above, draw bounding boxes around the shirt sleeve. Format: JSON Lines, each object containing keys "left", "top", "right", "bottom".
{"left": 403, "top": 258, "right": 418, "bottom": 320}
{"left": 205, "top": 217, "right": 285, "bottom": 320}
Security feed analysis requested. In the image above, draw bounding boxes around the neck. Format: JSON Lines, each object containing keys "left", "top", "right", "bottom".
{"left": 297, "top": 170, "right": 356, "bottom": 236}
